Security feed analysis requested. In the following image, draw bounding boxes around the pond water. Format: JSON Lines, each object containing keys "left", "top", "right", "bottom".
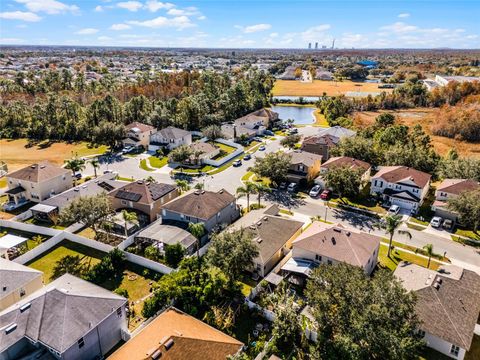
{"left": 271, "top": 105, "right": 316, "bottom": 125}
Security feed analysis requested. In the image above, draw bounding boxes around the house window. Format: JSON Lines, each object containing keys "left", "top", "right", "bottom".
{"left": 185, "top": 216, "right": 191, "bottom": 221}
{"left": 395, "top": 185, "right": 401, "bottom": 190}
{"left": 315, "top": 254, "right": 322, "bottom": 262}
{"left": 450, "top": 344, "right": 460, "bottom": 357}
{"left": 413, "top": 189, "right": 419, "bottom": 193}
{"left": 117, "top": 307, "right": 122, "bottom": 318}
{"left": 374, "top": 180, "right": 377, "bottom": 186}
{"left": 78, "top": 337, "right": 85, "bottom": 349}
{"left": 19, "top": 288, "right": 26, "bottom": 297}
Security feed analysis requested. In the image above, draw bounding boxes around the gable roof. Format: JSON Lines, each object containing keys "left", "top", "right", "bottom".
{"left": 289, "top": 151, "right": 323, "bottom": 167}
{"left": 317, "top": 126, "right": 356, "bottom": 139}
{"left": 436, "top": 179, "right": 479, "bottom": 195}
{"left": 156, "top": 126, "right": 190, "bottom": 140}
{"left": 126, "top": 122, "right": 155, "bottom": 133}
{"left": 7, "top": 162, "right": 70, "bottom": 183}
{"left": 162, "top": 189, "right": 235, "bottom": 221}
{"left": 135, "top": 223, "right": 197, "bottom": 249}
{"left": 372, "top": 166, "right": 431, "bottom": 189}
{"left": 0, "top": 274, "right": 126, "bottom": 354}
{"left": 293, "top": 222, "right": 380, "bottom": 268}
{"left": 394, "top": 262, "right": 480, "bottom": 350}
{"left": 302, "top": 134, "right": 340, "bottom": 147}
{"left": 0, "top": 259, "right": 42, "bottom": 303}
{"left": 110, "top": 180, "right": 176, "bottom": 204}
{"left": 236, "top": 108, "right": 278, "bottom": 124}
{"left": 321, "top": 156, "right": 371, "bottom": 172}
{"left": 108, "top": 307, "right": 243, "bottom": 360}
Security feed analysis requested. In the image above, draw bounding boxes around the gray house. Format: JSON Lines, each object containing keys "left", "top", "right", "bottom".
{"left": 0, "top": 274, "right": 128, "bottom": 360}
{"left": 161, "top": 189, "right": 240, "bottom": 233}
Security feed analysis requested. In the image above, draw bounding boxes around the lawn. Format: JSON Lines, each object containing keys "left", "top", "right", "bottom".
{"left": 0, "top": 227, "right": 51, "bottom": 255}
{"left": 215, "top": 142, "right": 237, "bottom": 154}
{"left": 0, "top": 139, "right": 107, "bottom": 172}
{"left": 148, "top": 156, "right": 168, "bottom": 168}
{"left": 331, "top": 196, "right": 386, "bottom": 214}
{"left": 26, "top": 240, "right": 105, "bottom": 282}
{"left": 452, "top": 235, "right": 480, "bottom": 248}
{"left": 24, "top": 217, "right": 65, "bottom": 230}
{"left": 117, "top": 176, "right": 135, "bottom": 182}
{"left": 75, "top": 226, "right": 97, "bottom": 239}
{"left": 0, "top": 177, "right": 6, "bottom": 189}
{"left": 454, "top": 227, "right": 480, "bottom": 240}
{"left": 272, "top": 79, "right": 393, "bottom": 97}
{"left": 139, "top": 159, "right": 154, "bottom": 171}
{"left": 377, "top": 244, "right": 441, "bottom": 272}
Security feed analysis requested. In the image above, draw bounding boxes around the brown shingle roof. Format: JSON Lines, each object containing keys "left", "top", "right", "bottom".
{"left": 108, "top": 308, "right": 243, "bottom": 360}
{"left": 289, "top": 151, "right": 323, "bottom": 167}
{"left": 302, "top": 134, "right": 339, "bottom": 147}
{"left": 110, "top": 180, "right": 176, "bottom": 204}
{"left": 373, "top": 166, "right": 431, "bottom": 188}
{"left": 293, "top": 222, "right": 380, "bottom": 268}
{"left": 321, "top": 156, "right": 371, "bottom": 172}
{"left": 7, "top": 161, "right": 70, "bottom": 183}
{"left": 126, "top": 121, "right": 155, "bottom": 133}
{"left": 436, "top": 179, "right": 479, "bottom": 195}
{"left": 162, "top": 189, "right": 235, "bottom": 221}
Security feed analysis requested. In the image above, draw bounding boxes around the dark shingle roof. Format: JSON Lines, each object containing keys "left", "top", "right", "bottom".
{"left": 162, "top": 189, "right": 235, "bottom": 221}
{"left": 111, "top": 181, "right": 176, "bottom": 204}
{"left": 157, "top": 126, "right": 190, "bottom": 140}
{"left": 436, "top": 179, "right": 479, "bottom": 195}
{"left": 321, "top": 156, "right": 371, "bottom": 172}
{"left": 0, "top": 259, "right": 42, "bottom": 302}
{"left": 289, "top": 151, "right": 323, "bottom": 167}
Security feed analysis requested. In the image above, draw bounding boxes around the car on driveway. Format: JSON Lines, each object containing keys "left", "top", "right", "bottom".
{"left": 232, "top": 159, "right": 242, "bottom": 167}
{"left": 122, "top": 145, "right": 134, "bottom": 154}
{"left": 320, "top": 189, "right": 332, "bottom": 200}
{"left": 442, "top": 219, "right": 453, "bottom": 230}
{"left": 430, "top": 216, "right": 443, "bottom": 228}
{"left": 309, "top": 185, "right": 322, "bottom": 197}
{"left": 243, "top": 154, "right": 251, "bottom": 160}
{"left": 279, "top": 182, "right": 287, "bottom": 190}
{"left": 287, "top": 183, "right": 298, "bottom": 193}
{"left": 264, "top": 130, "right": 275, "bottom": 136}
{"left": 387, "top": 205, "right": 400, "bottom": 215}
{"left": 259, "top": 145, "right": 266, "bottom": 151}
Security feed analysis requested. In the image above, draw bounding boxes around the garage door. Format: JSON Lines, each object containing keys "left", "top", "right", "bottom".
{"left": 391, "top": 198, "right": 415, "bottom": 210}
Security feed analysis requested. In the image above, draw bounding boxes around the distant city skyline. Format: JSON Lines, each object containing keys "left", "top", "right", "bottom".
{"left": 0, "top": 0, "right": 479, "bottom": 48}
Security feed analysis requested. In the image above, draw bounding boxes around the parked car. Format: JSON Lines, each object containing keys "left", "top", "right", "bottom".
{"left": 259, "top": 145, "right": 266, "bottom": 151}
{"left": 232, "top": 159, "right": 242, "bottom": 167}
{"left": 442, "top": 219, "right": 453, "bottom": 230}
{"left": 287, "top": 183, "right": 298, "bottom": 193}
{"left": 103, "top": 170, "right": 113, "bottom": 174}
{"left": 74, "top": 173, "right": 82, "bottom": 180}
{"left": 279, "top": 182, "right": 287, "bottom": 190}
{"left": 121, "top": 145, "right": 134, "bottom": 154}
{"left": 264, "top": 130, "right": 275, "bottom": 136}
{"left": 288, "top": 128, "right": 298, "bottom": 134}
{"left": 243, "top": 154, "right": 252, "bottom": 160}
{"left": 309, "top": 185, "right": 322, "bottom": 197}
{"left": 320, "top": 189, "right": 332, "bottom": 200}
{"left": 430, "top": 216, "right": 443, "bottom": 228}
{"left": 387, "top": 205, "right": 400, "bottom": 215}
{"left": 253, "top": 136, "right": 264, "bottom": 142}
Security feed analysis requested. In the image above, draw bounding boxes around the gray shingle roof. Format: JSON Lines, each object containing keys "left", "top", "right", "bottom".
{"left": 0, "top": 258, "right": 42, "bottom": 302}
{"left": 157, "top": 126, "right": 190, "bottom": 140}
{"left": 7, "top": 162, "right": 70, "bottom": 183}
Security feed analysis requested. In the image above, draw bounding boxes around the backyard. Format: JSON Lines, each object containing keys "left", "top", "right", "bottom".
{"left": 0, "top": 227, "right": 51, "bottom": 258}
{"left": 211, "top": 142, "right": 237, "bottom": 160}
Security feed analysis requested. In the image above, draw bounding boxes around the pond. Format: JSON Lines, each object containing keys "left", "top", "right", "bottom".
{"left": 271, "top": 105, "right": 316, "bottom": 125}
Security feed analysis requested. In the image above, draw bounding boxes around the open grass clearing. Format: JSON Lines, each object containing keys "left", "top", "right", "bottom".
{"left": 272, "top": 79, "right": 393, "bottom": 97}
{"left": 24, "top": 217, "right": 65, "bottom": 230}
{"left": 0, "top": 139, "right": 107, "bottom": 172}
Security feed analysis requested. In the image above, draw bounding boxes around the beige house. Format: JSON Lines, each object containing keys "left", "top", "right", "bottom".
{"left": 432, "top": 179, "right": 479, "bottom": 221}
{"left": 0, "top": 258, "right": 43, "bottom": 311}
{"left": 287, "top": 151, "right": 322, "bottom": 184}
{"left": 4, "top": 162, "right": 72, "bottom": 210}
{"left": 122, "top": 122, "right": 156, "bottom": 149}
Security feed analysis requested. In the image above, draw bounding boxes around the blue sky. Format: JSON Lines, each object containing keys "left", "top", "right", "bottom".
{"left": 0, "top": 0, "right": 479, "bottom": 48}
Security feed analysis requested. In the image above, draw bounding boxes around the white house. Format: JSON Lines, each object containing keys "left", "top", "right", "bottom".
{"left": 394, "top": 262, "right": 480, "bottom": 360}
{"left": 370, "top": 166, "right": 431, "bottom": 212}
{"left": 149, "top": 126, "right": 192, "bottom": 151}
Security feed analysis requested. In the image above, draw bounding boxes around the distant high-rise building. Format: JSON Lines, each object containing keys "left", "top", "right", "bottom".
{"left": 315, "top": 42, "right": 318, "bottom": 49}
{"left": 308, "top": 42, "right": 312, "bottom": 49}
{"left": 332, "top": 39, "right": 335, "bottom": 49}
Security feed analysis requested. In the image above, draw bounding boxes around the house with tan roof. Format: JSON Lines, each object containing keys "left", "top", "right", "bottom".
{"left": 315, "top": 156, "right": 371, "bottom": 189}
{"left": 287, "top": 150, "right": 323, "bottom": 184}
{"left": 394, "top": 262, "right": 480, "bottom": 360}
{"left": 432, "top": 179, "right": 480, "bottom": 221}
{"left": 161, "top": 189, "right": 239, "bottom": 233}
{"left": 123, "top": 122, "right": 157, "bottom": 149}
{"left": 3, "top": 162, "right": 72, "bottom": 211}
{"left": 283, "top": 222, "right": 380, "bottom": 277}
{"left": 108, "top": 307, "right": 243, "bottom": 360}
{"left": 109, "top": 180, "right": 179, "bottom": 223}
{"left": 370, "top": 166, "right": 432, "bottom": 212}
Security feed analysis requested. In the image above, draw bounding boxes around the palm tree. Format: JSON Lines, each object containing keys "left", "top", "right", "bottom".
{"left": 253, "top": 182, "right": 271, "bottom": 207}
{"left": 90, "top": 158, "right": 100, "bottom": 178}
{"left": 175, "top": 179, "right": 190, "bottom": 193}
{"left": 423, "top": 243, "right": 434, "bottom": 269}
{"left": 64, "top": 157, "right": 85, "bottom": 184}
{"left": 144, "top": 176, "right": 156, "bottom": 183}
{"left": 236, "top": 182, "right": 256, "bottom": 212}
{"left": 121, "top": 210, "right": 138, "bottom": 238}
{"left": 379, "top": 214, "right": 412, "bottom": 258}
{"left": 188, "top": 222, "right": 206, "bottom": 267}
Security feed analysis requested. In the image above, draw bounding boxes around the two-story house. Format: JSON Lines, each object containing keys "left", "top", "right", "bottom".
{"left": 122, "top": 122, "right": 156, "bottom": 149}
{"left": 315, "top": 156, "right": 371, "bottom": 189}
{"left": 149, "top": 126, "right": 192, "bottom": 151}
{"left": 287, "top": 151, "right": 323, "bottom": 184}
{"left": 0, "top": 273, "right": 128, "bottom": 360}
{"left": 4, "top": 162, "right": 72, "bottom": 210}
{"left": 301, "top": 134, "right": 340, "bottom": 160}
{"left": 370, "top": 166, "right": 432, "bottom": 212}
{"left": 432, "top": 179, "right": 479, "bottom": 221}
{"left": 222, "top": 108, "right": 279, "bottom": 141}
{"left": 161, "top": 189, "right": 240, "bottom": 234}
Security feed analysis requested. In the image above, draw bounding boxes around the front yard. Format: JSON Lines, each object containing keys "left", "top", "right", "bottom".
{"left": 377, "top": 244, "right": 442, "bottom": 272}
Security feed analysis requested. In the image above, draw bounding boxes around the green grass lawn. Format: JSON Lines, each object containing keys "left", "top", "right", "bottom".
{"left": 215, "top": 142, "right": 237, "bottom": 154}
{"left": 139, "top": 159, "right": 154, "bottom": 172}
{"left": 0, "top": 177, "right": 6, "bottom": 189}
{"left": 331, "top": 196, "right": 386, "bottom": 214}
{"left": 75, "top": 227, "right": 96, "bottom": 239}
{"left": 117, "top": 176, "right": 135, "bottom": 182}
{"left": 409, "top": 217, "right": 429, "bottom": 226}
{"left": 407, "top": 223, "right": 427, "bottom": 231}
{"left": 377, "top": 245, "right": 441, "bottom": 272}
{"left": 148, "top": 156, "right": 168, "bottom": 168}
{"left": 454, "top": 227, "right": 480, "bottom": 240}
{"left": 452, "top": 235, "right": 480, "bottom": 248}
{"left": 26, "top": 240, "right": 105, "bottom": 282}
{"left": 24, "top": 217, "right": 65, "bottom": 230}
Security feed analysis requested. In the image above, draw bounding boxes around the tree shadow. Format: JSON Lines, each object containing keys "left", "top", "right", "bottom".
{"left": 329, "top": 208, "right": 378, "bottom": 232}
{"left": 264, "top": 191, "right": 306, "bottom": 209}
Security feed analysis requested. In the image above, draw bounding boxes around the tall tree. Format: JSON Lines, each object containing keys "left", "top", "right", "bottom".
{"left": 280, "top": 134, "right": 301, "bottom": 149}
{"left": 202, "top": 124, "right": 224, "bottom": 142}
{"left": 253, "top": 182, "right": 271, "bottom": 207}
{"left": 121, "top": 210, "right": 138, "bottom": 238}
{"left": 323, "top": 165, "right": 365, "bottom": 199}
{"left": 251, "top": 152, "right": 291, "bottom": 186}
{"left": 236, "top": 182, "right": 257, "bottom": 211}
{"left": 378, "top": 215, "right": 412, "bottom": 258}
{"left": 423, "top": 243, "right": 434, "bottom": 269}
{"left": 89, "top": 158, "right": 100, "bottom": 178}
{"left": 447, "top": 189, "right": 480, "bottom": 232}
{"left": 188, "top": 222, "right": 206, "bottom": 266}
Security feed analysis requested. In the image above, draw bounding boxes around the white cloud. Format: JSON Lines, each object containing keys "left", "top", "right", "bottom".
{"left": 128, "top": 15, "right": 195, "bottom": 29}
{"left": 110, "top": 23, "right": 131, "bottom": 30}
{"left": 0, "top": 11, "right": 41, "bottom": 22}
{"left": 236, "top": 23, "right": 272, "bottom": 33}
{"left": 94, "top": 5, "right": 103, "bottom": 12}
{"left": 299, "top": 24, "right": 332, "bottom": 42}
{"left": 0, "top": 37, "right": 25, "bottom": 44}
{"left": 97, "top": 36, "right": 112, "bottom": 41}
{"left": 398, "top": 13, "right": 410, "bottom": 18}
{"left": 197, "top": 15, "right": 206, "bottom": 20}
{"left": 380, "top": 22, "right": 418, "bottom": 33}
{"left": 75, "top": 28, "right": 99, "bottom": 35}
{"left": 145, "top": 0, "right": 174, "bottom": 12}
{"left": 269, "top": 32, "right": 278, "bottom": 38}
{"left": 167, "top": 7, "right": 201, "bottom": 16}
{"left": 15, "top": 0, "right": 79, "bottom": 14}
{"left": 117, "top": 1, "right": 143, "bottom": 12}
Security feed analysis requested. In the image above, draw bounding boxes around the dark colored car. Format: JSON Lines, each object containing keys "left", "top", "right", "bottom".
{"left": 320, "top": 189, "right": 332, "bottom": 200}
{"left": 243, "top": 154, "right": 252, "bottom": 160}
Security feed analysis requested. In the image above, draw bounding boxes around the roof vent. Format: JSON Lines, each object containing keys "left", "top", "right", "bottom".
{"left": 194, "top": 190, "right": 201, "bottom": 195}
{"left": 333, "top": 228, "right": 341, "bottom": 233}
{"left": 433, "top": 283, "right": 440, "bottom": 290}
{"left": 40, "top": 165, "right": 46, "bottom": 169}
{"left": 256, "top": 238, "right": 262, "bottom": 243}
{"left": 136, "top": 180, "right": 144, "bottom": 184}
{"left": 31, "top": 165, "right": 36, "bottom": 169}
{"left": 331, "top": 237, "right": 336, "bottom": 244}
{"left": 345, "top": 231, "right": 351, "bottom": 236}
{"left": 218, "top": 189, "right": 223, "bottom": 194}
{"left": 201, "top": 190, "right": 205, "bottom": 194}
{"left": 256, "top": 221, "right": 262, "bottom": 226}
{"left": 263, "top": 217, "right": 268, "bottom": 221}
{"left": 19, "top": 303, "right": 31, "bottom": 313}
{"left": 5, "top": 323, "right": 17, "bottom": 335}
{"left": 165, "top": 339, "right": 174, "bottom": 350}
{"left": 151, "top": 349, "right": 162, "bottom": 359}
{"left": 74, "top": 188, "right": 80, "bottom": 192}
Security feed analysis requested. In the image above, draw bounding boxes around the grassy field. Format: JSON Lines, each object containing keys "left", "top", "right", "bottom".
{"left": 353, "top": 108, "right": 480, "bottom": 157}
{"left": 0, "top": 139, "right": 107, "bottom": 172}
{"left": 272, "top": 79, "right": 394, "bottom": 97}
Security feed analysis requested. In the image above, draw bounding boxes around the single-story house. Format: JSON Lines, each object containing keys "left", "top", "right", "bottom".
{"left": 161, "top": 189, "right": 240, "bottom": 233}
{"left": 394, "top": 262, "right": 480, "bottom": 360}
{"left": 149, "top": 126, "right": 192, "bottom": 151}
{"left": 0, "top": 273, "right": 127, "bottom": 360}
{"left": 188, "top": 142, "right": 220, "bottom": 165}
{"left": 229, "top": 205, "right": 304, "bottom": 277}
{"left": 109, "top": 180, "right": 179, "bottom": 223}
{"left": 315, "top": 69, "right": 334, "bottom": 80}
{"left": 122, "top": 122, "right": 156, "bottom": 149}
{"left": 108, "top": 307, "right": 243, "bottom": 360}
{"left": 432, "top": 179, "right": 479, "bottom": 221}
{"left": 287, "top": 151, "right": 323, "bottom": 184}
{"left": 370, "top": 166, "right": 432, "bottom": 212}
{"left": 315, "top": 156, "right": 371, "bottom": 189}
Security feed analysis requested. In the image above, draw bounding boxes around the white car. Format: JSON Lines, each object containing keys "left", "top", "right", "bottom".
{"left": 430, "top": 216, "right": 443, "bottom": 228}
{"left": 287, "top": 183, "right": 298, "bottom": 193}
{"left": 387, "top": 205, "right": 400, "bottom": 215}
{"left": 309, "top": 185, "right": 322, "bottom": 197}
